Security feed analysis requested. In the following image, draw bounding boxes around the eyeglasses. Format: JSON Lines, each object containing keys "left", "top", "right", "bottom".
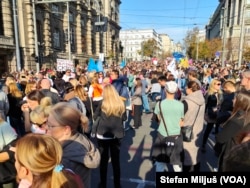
{"left": 47, "top": 125, "right": 62, "bottom": 129}
{"left": 46, "top": 121, "right": 62, "bottom": 129}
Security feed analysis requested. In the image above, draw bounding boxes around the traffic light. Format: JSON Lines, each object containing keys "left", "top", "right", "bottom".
{"left": 35, "top": 56, "right": 39, "bottom": 63}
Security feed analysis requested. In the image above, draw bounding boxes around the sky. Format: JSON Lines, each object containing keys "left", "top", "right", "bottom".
{"left": 120, "top": 0, "right": 220, "bottom": 43}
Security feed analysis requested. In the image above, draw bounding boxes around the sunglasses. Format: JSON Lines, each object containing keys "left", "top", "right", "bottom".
{"left": 216, "top": 83, "right": 221, "bottom": 86}
{"left": 31, "top": 120, "right": 47, "bottom": 128}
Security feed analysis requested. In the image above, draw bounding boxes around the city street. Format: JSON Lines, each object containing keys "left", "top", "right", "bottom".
{"left": 91, "top": 102, "right": 218, "bottom": 188}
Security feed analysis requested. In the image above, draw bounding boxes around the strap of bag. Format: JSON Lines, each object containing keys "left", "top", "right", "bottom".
{"left": 89, "top": 97, "right": 95, "bottom": 123}
{"left": 159, "top": 101, "right": 169, "bottom": 136}
{"left": 191, "top": 105, "right": 201, "bottom": 127}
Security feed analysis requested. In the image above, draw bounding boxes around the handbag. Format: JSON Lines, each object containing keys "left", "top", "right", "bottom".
{"left": 181, "top": 106, "right": 201, "bottom": 142}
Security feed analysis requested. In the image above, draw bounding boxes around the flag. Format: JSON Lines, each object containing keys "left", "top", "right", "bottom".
{"left": 87, "top": 58, "right": 97, "bottom": 72}
{"left": 172, "top": 52, "right": 184, "bottom": 62}
{"left": 179, "top": 58, "right": 189, "bottom": 68}
{"left": 120, "top": 60, "right": 126, "bottom": 68}
{"left": 96, "top": 60, "right": 103, "bottom": 72}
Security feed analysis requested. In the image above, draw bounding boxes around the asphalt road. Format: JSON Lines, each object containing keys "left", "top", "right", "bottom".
{"left": 90, "top": 101, "right": 218, "bottom": 188}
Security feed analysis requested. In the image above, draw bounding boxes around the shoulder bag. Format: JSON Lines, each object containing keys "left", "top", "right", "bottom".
{"left": 181, "top": 105, "right": 201, "bottom": 142}
{"left": 90, "top": 97, "right": 101, "bottom": 137}
{"left": 159, "top": 101, "right": 179, "bottom": 158}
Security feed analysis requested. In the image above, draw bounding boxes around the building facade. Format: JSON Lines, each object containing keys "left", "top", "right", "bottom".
{"left": 206, "top": 0, "right": 250, "bottom": 63}
{"left": 0, "top": 0, "right": 121, "bottom": 74}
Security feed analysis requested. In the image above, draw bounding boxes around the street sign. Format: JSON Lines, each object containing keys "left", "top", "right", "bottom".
{"left": 95, "top": 22, "right": 105, "bottom": 26}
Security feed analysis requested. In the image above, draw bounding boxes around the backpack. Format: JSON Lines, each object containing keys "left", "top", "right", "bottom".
{"left": 119, "top": 84, "right": 130, "bottom": 100}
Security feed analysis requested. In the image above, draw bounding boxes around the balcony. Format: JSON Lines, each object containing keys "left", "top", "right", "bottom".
{"left": 0, "top": 36, "right": 15, "bottom": 49}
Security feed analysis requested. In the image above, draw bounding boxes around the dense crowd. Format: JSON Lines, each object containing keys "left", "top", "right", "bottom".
{"left": 0, "top": 59, "right": 250, "bottom": 188}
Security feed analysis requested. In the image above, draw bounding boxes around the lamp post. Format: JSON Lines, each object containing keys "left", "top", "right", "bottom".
{"left": 32, "top": 0, "right": 40, "bottom": 72}
{"left": 238, "top": 0, "right": 246, "bottom": 68}
{"left": 67, "top": 2, "right": 71, "bottom": 61}
{"left": 196, "top": 37, "right": 199, "bottom": 63}
{"left": 221, "top": 7, "right": 227, "bottom": 68}
{"left": 12, "top": 0, "right": 21, "bottom": 72}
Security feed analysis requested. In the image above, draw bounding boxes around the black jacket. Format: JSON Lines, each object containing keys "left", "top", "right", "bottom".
{"left": 92, "top": 102, "right": 127, "bottom": 139}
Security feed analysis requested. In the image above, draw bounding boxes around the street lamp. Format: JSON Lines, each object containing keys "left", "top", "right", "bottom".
{"left": 196, "top": 37, "right": 199, "bottom": 63}
{"left": 221, "top": 7, "right": 227, "bottom": 68}
{"left": 238, "top": 0, "right": 246, "bottom": 68}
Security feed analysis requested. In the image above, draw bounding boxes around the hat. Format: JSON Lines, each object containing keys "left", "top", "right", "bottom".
{"left": 165, "top": 81, "right": 178, "bottom": 94}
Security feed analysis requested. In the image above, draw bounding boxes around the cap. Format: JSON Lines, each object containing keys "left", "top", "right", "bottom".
{"left": 165, "top": 81, "right": 178, "bottom": 94}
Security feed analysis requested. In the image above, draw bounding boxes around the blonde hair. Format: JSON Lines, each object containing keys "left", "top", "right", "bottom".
{"left": 69, "top": 78, "right": 78, "bottom": 89}
{"left": 74, "top": 85, "right": 88, "bottom": 101}
{"left": 15, "top": 134, "right": 81, "bottom": 188}
{"left": 50, "top": 102, "right": 89, "bottom": 133}
{"left": 5, "top": 76, "right": 15, "bottom": 87}
{"left": 101, "top": 84, "right": 125, "bottom": 117}
{"left": 25, "top": 81, "right": 37, "bottom": 95}
{"left": 30, "top": 97, "right": 52, "bottom": 125}
{"left": 207, "top": 79, "right": 223, "bottom": 96}
{"left": 8, "top": 82, "right": 23, "bottom": 98}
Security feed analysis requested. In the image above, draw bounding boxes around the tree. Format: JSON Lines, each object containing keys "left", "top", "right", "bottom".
{"left": 184, "top": 27, "right": 199, "bottom": 59}
{"left": 138, "top": 39, "right": 159, "bottom": 59}
{"left": 184, "top": 27, "right": 222, "bottom": 60}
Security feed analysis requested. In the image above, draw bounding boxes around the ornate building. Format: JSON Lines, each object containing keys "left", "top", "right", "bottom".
{"left": 206, "top": 0, "right": 250, "bottom": 64}
{"left": 0, "top": 0, "right": 121, "bottom": 74}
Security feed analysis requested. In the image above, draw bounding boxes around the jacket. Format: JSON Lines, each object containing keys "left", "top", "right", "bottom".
{"left": 182, "top": 90, "right": 205, "bottom": 166}
{"left": 61, "top": 133, "right": 97, "bottom": 188}
{"left": 215, "top": 111, "right": 250, "bottom": 171}
{"left": 93, "top": 102, "right": 127, "bottom": 139}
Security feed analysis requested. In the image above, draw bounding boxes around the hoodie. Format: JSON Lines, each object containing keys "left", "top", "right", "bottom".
{"left": 61, "top": 133, "right": 99, "bottom": 188}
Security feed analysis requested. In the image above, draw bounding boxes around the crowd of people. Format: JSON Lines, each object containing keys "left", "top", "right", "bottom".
{"left": 0, "top": 59, "right": 250, "bottom": 188}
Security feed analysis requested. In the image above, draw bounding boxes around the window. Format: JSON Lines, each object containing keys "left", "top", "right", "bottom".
{"left": 51, "top": 4, "right": 59, "bottom": 16}
{"left": 69, "top": 12, "right": 74, "bottom": 23}
{"left": 81, "top": 17, "right": 85, "bottom": 28}
{"left": 53, "top": 29, "right": 60, "bottom": 48}
{"left": 70, "top": 27, "right": 75, "bottom": 51}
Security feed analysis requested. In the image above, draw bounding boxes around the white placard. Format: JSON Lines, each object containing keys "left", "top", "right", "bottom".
{"left": 56, "top": 59, "right": 74, "bottom": 72}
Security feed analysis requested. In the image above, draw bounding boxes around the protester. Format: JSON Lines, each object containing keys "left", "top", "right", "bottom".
{"left": 240, "top": 70, "right": 250, "bottom": 91}
{"left": 202, "top": 79, "right": 223, "bottom": 152}
{"left": 46, "top": 102, "right": 99, "bottom": 188}
{"left": 0, "top": 84, "right": 9, "bottom": 121}
{"left": 92, "top": 84, "right": 126, "bottom": 188}
{"left": 214, "top": 90, "right": 250, "bottom": 171}
{"left": 21, "top": 90, "right": 50, "bottom": 133}
{"left": 15, "top": 133, "right": 83, "bottom": 188}
{"left": 7, "top": 82, "right": 25, "bottom": 137}
{"left": 182, "top": 81, "right": 205, "bottom": 172}
{"left": 40, "top": 78, "right": 60, "bottom": 104}
{"left": 151, "top": 81, "right": 184, "bottom": 172}
{"left": 131, "top": 77, "right": 142, "bottom": 129}
{"left": 0, "top": 113, "right": 18, "bottom": 188}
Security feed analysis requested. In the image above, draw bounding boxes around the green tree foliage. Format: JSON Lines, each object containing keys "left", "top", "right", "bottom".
{"left": 184, "top": 27, "right": 222, "bottom": 60}
{"left": 138, "top": 39, "right": 159, "bottom": 58}
{"left": 184, "top": 27, "right": 199, "bottom": 59}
